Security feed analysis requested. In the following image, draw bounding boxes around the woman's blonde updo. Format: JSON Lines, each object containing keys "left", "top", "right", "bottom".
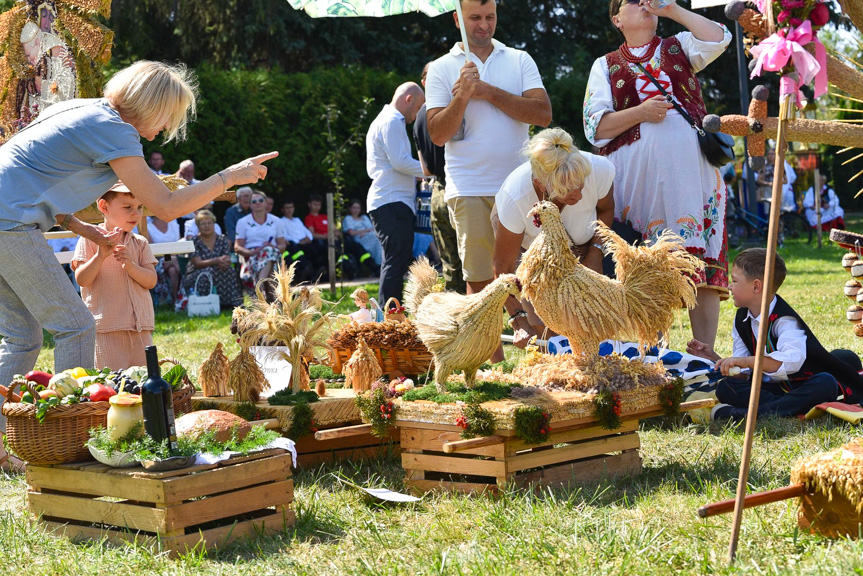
{"left": 104, "top": 61, "right": 198, "bottom": 143}
{"left": 526, "top": 127, "right": 592, "bottom": 202}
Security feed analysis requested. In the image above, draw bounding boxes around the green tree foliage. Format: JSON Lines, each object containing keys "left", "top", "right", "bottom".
{"left": 152, "top": 65, "right": 410, "bottom": 206}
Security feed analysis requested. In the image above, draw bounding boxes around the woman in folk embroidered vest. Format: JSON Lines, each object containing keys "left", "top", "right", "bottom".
{"left": 583, "top": 0, "right": 731, "bottom": 349}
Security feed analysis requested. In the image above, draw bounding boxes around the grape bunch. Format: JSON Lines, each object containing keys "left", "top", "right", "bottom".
{"left": 105, "top": 369, "right": 141, "bottom": 395}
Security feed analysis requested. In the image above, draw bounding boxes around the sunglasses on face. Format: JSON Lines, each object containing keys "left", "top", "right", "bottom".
{"left": 251, "top": 198, "right": 266, "bottom": 204}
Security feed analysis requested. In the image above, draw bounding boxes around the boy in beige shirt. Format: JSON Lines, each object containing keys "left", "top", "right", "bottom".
{"left": 72, "top": 185, "right": 157, "bottom": 369}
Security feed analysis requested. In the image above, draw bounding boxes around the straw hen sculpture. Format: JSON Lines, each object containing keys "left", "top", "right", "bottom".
{"left": 517, "top": 201, "right": 702, "bottom": 356}
{"left": 405, "top": 258, "right": 521, "bottom": 391}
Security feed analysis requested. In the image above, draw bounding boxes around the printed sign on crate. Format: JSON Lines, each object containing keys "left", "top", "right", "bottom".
{"left": 250, "top": 346, "right": 293, "bottom": 397}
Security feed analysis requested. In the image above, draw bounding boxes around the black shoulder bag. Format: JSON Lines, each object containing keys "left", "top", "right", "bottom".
{"left": 635, "top": 62, "right": 735, "bottom": 168}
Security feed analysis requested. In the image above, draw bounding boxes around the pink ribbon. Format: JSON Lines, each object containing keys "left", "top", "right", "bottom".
{"left": 749, "top": 20, "right": 827, "bottom": 107}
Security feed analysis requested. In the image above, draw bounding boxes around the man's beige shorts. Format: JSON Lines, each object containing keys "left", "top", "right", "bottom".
{"left": 446, "top": 195, "right": 495, "bottom": 282}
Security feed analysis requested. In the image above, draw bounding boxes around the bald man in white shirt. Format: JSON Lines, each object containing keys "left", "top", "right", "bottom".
{"left": 366, "top": 82, "right": 426, "bottom": 303}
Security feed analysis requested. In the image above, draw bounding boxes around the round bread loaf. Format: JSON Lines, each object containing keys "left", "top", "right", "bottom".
{"left": 175, "top": 410, "right": 251, "bottom": 443}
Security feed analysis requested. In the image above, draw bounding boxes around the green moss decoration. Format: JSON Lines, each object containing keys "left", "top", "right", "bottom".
{"left": 514, "top": 406, "right": 552, "bottom": 444}
{"left": 594, "top": 389, "right": 623, "bottom": 430}
{"left": 287, "top": 400, "right": 316, "bottom": 439}
{"left": 402, "top": 381, "right": 518, "bottom": 404}
{"left": 455, "top": 403, "right": 497, "bottom": 439}
{"left": 268, "top": 389, "right": 320, "bottom": 406}
{"left": 194, "top": 400, "right": 219, "bottom": 411}
{"left": 233, "top": 401, "right": 261, "bottom": 421}
{"left": 478, "top": 360, "right": 517, "bottom": 373}
{"left": 355, "top": 387, "right": 396, "bottom": 438}
{"left": 658, "top": 377, "right": 685, "bottom": 418}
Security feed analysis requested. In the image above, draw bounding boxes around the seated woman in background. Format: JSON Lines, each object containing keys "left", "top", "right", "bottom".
{"left": 342, "top": 198, "right": 382, "bottom": 268}
{"left": 234, "top": 190, "right": 285, "bottom": 296}
{"left": 182, "top": 210, "right": 243, "bottom": 308}
{"left": 493, "top": 127, "right": 615, "bottom": 349}
{"left": 803, "top": 173, "right": 845, "bottom": 231}
{"left": 146, "top": 215, "right": 181, "bottom": 304}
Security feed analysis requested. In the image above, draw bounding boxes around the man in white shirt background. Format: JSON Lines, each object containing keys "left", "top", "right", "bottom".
{"left": 425, "top": 0, "right": 551, "bottom": 302}
{"left": 366, "top": 82, "right": 426, "bottom": 303}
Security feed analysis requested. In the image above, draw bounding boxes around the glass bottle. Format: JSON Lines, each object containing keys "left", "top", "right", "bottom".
{"left": 141, "top": 346, "right": 178, "bottom": 453}
{"left": 107, "top": 394, "right": 144, "bottom": 441}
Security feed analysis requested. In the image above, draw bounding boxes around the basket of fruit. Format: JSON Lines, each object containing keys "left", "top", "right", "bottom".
{"left": 0, "top": 374, "right": 109, "bottom": 465}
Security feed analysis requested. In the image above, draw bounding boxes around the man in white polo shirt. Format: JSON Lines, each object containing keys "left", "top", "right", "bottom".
{"left": 426, "top": 0, "right": 551, "bottom": 301}
{"left": 366, "top": 82, "right": 426, "bottom": 304}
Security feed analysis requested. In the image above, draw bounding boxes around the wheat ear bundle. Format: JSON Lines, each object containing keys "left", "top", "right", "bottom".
{"left": 199, "top": 342, "right": 231, "bottom": 397}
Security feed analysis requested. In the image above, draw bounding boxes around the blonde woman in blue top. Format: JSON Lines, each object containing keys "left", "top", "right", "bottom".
{"left": 0, "top": 61, "right": 277, "bottom": 469}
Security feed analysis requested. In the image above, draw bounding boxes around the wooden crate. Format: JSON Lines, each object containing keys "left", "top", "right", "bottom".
{"left": 27, "top": 449, "right": 294, "bottom": 557}
{"left": 192, "top": 391, "right": 399, "bottom": 467}
{"left": 399, "top": 420, "right": 643, "bottom": 494}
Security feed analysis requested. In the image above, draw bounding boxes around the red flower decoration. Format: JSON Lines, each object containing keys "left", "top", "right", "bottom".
{"left": 810, "top": 3, "right": 829, "bottom": 27}
{"left": 769, "top": 313, "right": 779, "bottom": 323}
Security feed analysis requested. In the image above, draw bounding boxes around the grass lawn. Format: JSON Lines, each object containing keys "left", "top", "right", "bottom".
{"left": 4, "top": 223, "right": 863, "bottom": 574}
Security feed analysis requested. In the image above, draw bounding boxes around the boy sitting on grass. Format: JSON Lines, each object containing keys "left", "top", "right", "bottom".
{"left": 72, "top": 184, "right": 157, "bottom": 370}
{"left": 687, "top": 248, "right": 863, "bottom": 421}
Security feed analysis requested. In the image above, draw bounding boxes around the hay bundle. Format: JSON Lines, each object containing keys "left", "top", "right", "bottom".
{"left": 199, "top": 342, "right": 231, "bottom": 397}
{"left": 229, "top": 348, "right": 268, "bottom": 403}
{"left": 791, "top": 438, "right": 863, "bottom": 513}
{"left": 514, "top": 353, "right": 668, "bottom": 392}
{"left": 343, "top": 337, "right": 382, "bottom": 393}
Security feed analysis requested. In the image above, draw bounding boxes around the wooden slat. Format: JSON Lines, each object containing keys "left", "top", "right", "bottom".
{"left": 40, "top": 509, "right": 295, "bottom": 559}
{"left": 161, "top": 454, "right": 292, "bottom": 504}
{"left": 29, "top": 492, "right": 167, "bottom": 533}
{"left": 505, "top": 433, "right": 640, "bottom": 474}
{"left": 400, "top": 427, "right": 506, "bottom": 458}
{"left": 165, "top": 480, "right": 293, "bottom": 531}
{"left": 512, "top": 449, "right": 642, "bottom": 488}
{"left": 401, "top": 453, "right": 506, "bottom": 478}
{"left": 313, "top": 424, "right": 372, "bottom": 441}
{"left": 506, "top": 420, "right": 639, "bottom": 454}
{"left": 406, "top": 478, "right": 498, "bottom": 495}
{"left": 443, "top": 435, "right": 507, "bottom": 454}
{"left": 27, "top": 466, "right": 166, "bottom": 504}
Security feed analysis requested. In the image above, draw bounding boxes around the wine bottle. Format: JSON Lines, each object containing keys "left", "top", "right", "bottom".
{"left": 141, "top": 345, "right": 178, "bottom": 453}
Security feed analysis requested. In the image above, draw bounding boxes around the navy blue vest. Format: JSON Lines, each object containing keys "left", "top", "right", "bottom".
{"left": 734, "top": 295, "right": 863, "bottom": 395}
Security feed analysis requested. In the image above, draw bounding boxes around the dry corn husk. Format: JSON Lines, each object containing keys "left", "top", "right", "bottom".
{"left": 517, "top": 201, "right": 701, "bottom": 356}
{"left": 343, "top": 337, "right": 381, "bottom": 393}
{"left": 515, "top": 352, "right": 668, "bottom": 392}
{"left": 229, "top": 348, "right": 268, "bottom": 403}
{"left": 405, "top": 257, "right": 521, "bottom": 391}
{"left": 199, "top": 342, "right": 231, "bottom": 397}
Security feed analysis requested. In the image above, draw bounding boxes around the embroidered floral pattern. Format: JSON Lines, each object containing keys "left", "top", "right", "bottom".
{"left": 669, "top": 44, "right": 680, "bottom": 54}
{"left": 616, "top": 79, "right": 625, "bottom": 89}
{"left": 583, "top": 90, "right": 601, "bottom": 143}
{"left": 674, "top": 64, "right": 683, "bottom": 72}
{"left": 609, "top": 64, "right": 620, "bottom": 75}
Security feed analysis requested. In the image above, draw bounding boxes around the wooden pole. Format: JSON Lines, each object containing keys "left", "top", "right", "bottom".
{"left": 699, "top": 484, "right": 806, "bottom": 518}
{"left": 326, "top": 191, "right": 336, "bottom": 294}
{"left": 727, "top": 94, "right": 792, "bottom": 563}
{"left": 314, "top": 423, "right": 372, "bottom": 441}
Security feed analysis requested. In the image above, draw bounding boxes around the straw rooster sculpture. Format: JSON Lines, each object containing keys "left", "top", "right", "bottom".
{"left": 404, "top": 258, "right": 522, "bottom": 391}
{"left": 517, "top": 201, "right": 702, "bottom": 356}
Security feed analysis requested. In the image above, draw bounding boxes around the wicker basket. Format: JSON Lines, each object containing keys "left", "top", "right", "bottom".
{"left": 328, "top": 345, "right": 433, "bottom": 377}
{"left": 383, "top": 297, "right": 407, "bottom": 323}
{"left": 160, "top": 357, "right": 196, "bottom": 416}
{"left": 2, "top": 380, "right": 108, "bottom": 465}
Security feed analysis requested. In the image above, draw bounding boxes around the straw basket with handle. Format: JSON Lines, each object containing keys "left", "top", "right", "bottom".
{"left": 384, "top": 297, "right": 407, "bottom": 323}
{"left": 1, "top": 379, "right": 108, "bottom": 465}
{"left": 160, "top": 357, "right": 196, "bottom": 416}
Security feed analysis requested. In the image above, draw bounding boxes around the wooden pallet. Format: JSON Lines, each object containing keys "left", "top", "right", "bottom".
{"left": 27, "top": 449, "right": 294, "bottom": 557}
{"left": 192, "top": 391, "right": 399, "bottom": 467}
{"left": 399, "top": 420, "right": 643, "bottom": 494}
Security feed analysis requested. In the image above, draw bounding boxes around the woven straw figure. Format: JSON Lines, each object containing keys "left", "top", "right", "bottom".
{"left": 517, "top": 201, "right": 701, "bottom": 357}
{"left": 234, "top": 262, "right": 333, "bottom": 393}
{"left": 404, "top": 257, "right": 521, "bottom": 391}
{"left": 343, "top": 336, "right": 382, "bottom": 392}
{"left": 228, "top": 347, "right": 268, "bottom": 403}
{"left": 199, "top": 342, "right": 230, "bottom": 397}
